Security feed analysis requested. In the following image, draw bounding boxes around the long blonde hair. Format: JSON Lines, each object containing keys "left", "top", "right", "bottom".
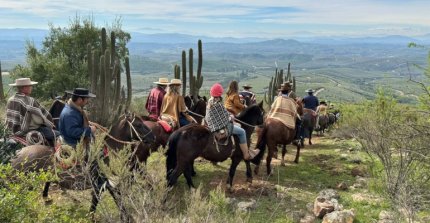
{"left": 167, "top": 84, "right": 181, "bottom": 95}
{"left": 226, "top": 80, "right": 239, "bottom": 96}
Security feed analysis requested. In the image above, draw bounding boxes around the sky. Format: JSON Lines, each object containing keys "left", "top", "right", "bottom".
{"left": 0, "top": 0, "right": 429, "bottom": 38}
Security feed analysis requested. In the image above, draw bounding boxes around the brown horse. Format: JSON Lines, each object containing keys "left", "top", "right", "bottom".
{"left": 166, "top": 102, "right": 265, "bottom": 188}
{"left": 302, "top": 108, "right": 317, "bottom": 146}
{"left": 184, "top": 95, "right": 207, "bottom": 124}
{"left": 11, "top": 113, "right": 155, "bottom": 221}
{"left": 253, "top": 98, "right": 303, "bottom": 176}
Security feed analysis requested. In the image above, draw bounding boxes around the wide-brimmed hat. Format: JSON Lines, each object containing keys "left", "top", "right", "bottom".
{"left": 278, "top": 81, "right": 292, "bottom": 91}
{"left": 9, "top": 78, "right": 38, "bottom": 87}
{"left": 305, "top": 89, "right": 315, "bottom": 93}
{"left": 169, "top": 79, "right": 182, "bottom": 85}
{"left": 242, "top": 84, "right": 252, "bottom": 89}
{"left": 153, "top": 78, "right": 169, "bottom": 85}
{"left": 65, "top": 88, "right": 96, "bottom": 98}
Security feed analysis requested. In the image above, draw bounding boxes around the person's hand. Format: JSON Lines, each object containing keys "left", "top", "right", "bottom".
{"left": 90, "top": 125, "right": 96, "bottom": 134}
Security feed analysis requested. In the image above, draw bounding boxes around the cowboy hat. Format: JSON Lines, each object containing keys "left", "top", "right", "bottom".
{"left": 169, "top": 79, "right": 182, "bottom": 85}
{"left": 65, "top": 88, "right": 96, "bottom": 98}
{"left": 9, "top": 78, "right": 38, "bottom": 86}
{"left": 242, "top": 84, "right": 252, "bottom": 89}
{"left": 278, "top": 81, "right": 292, "bottom": 91}
{"left": 305, "top": 89, "right": 315, "bottom": 93}
{"left": 153, "top": 77, "right": 169, "bottom": 85}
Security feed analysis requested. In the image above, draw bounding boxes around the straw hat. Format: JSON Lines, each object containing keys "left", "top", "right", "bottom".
{"left": 305, "top": 89, "right": 315, "bottom": 93}
{"left": 153, "top": 78, "right": 169, "bottom": 85}
{"left": 170, "top": 79, "right": 182, "bottom": 85}
{"left": 242, "top": 84, "right": 252, "bottom": 89}
{"left": 65, "top": 88, "right": 96, "bottom": 98}
{"left": 9, "top": 78, "right": 38, "bottom": 86}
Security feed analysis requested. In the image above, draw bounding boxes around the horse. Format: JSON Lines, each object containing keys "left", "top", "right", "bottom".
{"left": 166, "top": 101, "right": 265, "bottom": 188}
{"left": 302, "top": 108, "right": 317, "bottom": 146}
{"left": 253, "top": 98, "right": 303, "bottom": 176}
{"left": 315, "top": 114, "right": 329, "bottom": 135}
{"left": 11, "top": 112, "right": 155, "bottom": 221}
{"left": 184, "top": 95, "right": 207, "bottom": 124}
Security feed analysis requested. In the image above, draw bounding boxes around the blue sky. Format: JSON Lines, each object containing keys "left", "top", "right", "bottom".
{"left": 0, "top": 0, "right": 429, "bottom": 38}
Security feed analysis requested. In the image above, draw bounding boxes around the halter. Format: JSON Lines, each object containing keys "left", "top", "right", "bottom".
{"left": 127, "top": 115, "right": 153, "bottom": 143}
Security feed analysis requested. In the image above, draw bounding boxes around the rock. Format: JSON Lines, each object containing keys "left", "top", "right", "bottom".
{"left": 334, "top": 149, "right": 341, "bottom": 153}
{"left": 313, "top": 197, "right": 335, "bottom": 218}
{"left": 340, "top": 154, "right": 349, "bottom": 160}
{"left": 353, "top": 177, "right": 367, "bottom": 188}
{"left": 306, "top": 202, "right": 314, "bottom": 212}
{"left": 318, "top": 189, "right": 340, "bottom": 200}
{"left": 237, "top": 199, "right": 257, "bottom": 212}
{"left": 336, "top": 182, "right": 348, "bottom": 191}
{"left": 300, "top": 214, "right": 316, "bottom": 223}
{"left": 378, "top": 210, "right": 396, "bottom": 223}
{"left": 322, "top": 209, "right": 355, "bottom": 223}
{"left": 351, "top": 166, "right": 366, "bottom": 177}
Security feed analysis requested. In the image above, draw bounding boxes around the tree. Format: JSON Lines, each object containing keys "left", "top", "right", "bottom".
{"left": 11, "top": 16, "right": 130, "bottom": 99}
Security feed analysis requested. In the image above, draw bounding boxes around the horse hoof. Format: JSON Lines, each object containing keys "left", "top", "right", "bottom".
{"left": 226, "top": 184, "right": 233, "bottom": 193}
{"left": 43, "top": 195, "right": 53, "bottom": 205}
{"left": 294, "top": 159, "right": 299, "bottom": 164}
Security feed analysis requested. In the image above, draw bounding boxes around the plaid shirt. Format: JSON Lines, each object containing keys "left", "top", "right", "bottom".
{"left": 5, "top": 93, "right": 53, "bottom": 136}
{"left": 205, "top": 98, "right": 231, "bottom": 132}
{"left": 145, "top": 86, "right": 166, "bottom": 117}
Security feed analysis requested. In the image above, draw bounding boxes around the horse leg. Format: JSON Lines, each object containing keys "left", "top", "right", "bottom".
{"left": 184, "top": 164, "right": 195, "bottom": 188}
{"left": 227, "top": 157, "right": 242, "bottom": 189}
{"left": 281, "top": 145, "right": 287, "bottom": 166}
{"left": 191, "top": 159, "right": 197, "bottom": 177}
{"left": 42, "top": 182, "right": 50, "bottom": 198}
{"left": 266, "top": 144, "right": 275, "bottom": 176}
{"left": 89, "top": 161, "right": 108, "bottom": 214}
{"left": 105, "top": 182, "right": 131, "bottom": 222}
{"left": 294, "top": 143, "right": 301, "bottom": 163}
{"left": 167, "top": 165, "right": 185, "bottom": 187}
{"left": 254, "top": 164, "right": 260, "bottom": 176}
{"left": 245, "top": 161, "right": 253, "bottom": 184}
{"left": 309, "top": 129, "right": 313, "bottom": 145}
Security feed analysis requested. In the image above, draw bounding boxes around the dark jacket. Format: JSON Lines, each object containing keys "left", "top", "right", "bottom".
{"left": 59, "top": 104, "right": 91, "bottom": 147}
{"left": 303, "top": 95, "right": 319, "bottom": 111}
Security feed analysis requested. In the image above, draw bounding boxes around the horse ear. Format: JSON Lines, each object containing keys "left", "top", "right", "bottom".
{"left": 258, "top": 100, "right": 264, "bottom": 108}
{"left": 203, "top": 96, "right": 207, "bottom": 102}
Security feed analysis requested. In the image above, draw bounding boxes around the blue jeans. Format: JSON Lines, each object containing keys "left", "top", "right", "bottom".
{"left": 179, "top": 114, "right": 190, "bottom": 127}
{"left": 232, "top": 125, "right": 247, "bottom": 144}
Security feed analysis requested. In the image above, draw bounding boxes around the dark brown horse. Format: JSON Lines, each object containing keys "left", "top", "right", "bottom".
{"left": 11, "top": 113, "right": 155, "bottom": 221}
{"left": 302, "top": 108, "right": 317, "bottom": 146}
{"left": 166, "top": 102, "right": 265, "bottom": 188}
{"left": 253, "top": 99, "right": 303, "bottom": 176}
{"left": 184, "top": 95, "right": 207, "bottom": 124}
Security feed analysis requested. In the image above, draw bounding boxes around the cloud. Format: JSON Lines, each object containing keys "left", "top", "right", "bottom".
{"left": 0, "top": 0, "right": 429, "bottom": 37}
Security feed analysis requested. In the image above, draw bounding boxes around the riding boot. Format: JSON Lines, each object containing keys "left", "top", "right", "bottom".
{"left": 239, "top": 143, "right": 260, "bottom": 160}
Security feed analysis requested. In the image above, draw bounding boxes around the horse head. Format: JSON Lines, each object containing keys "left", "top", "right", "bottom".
{"left": 236, "top": 100, "right": 265, "bottom": 127}
{"left": 296, "top": 97, "right": 304, "bottom": 116}
{"left": 122, "top": 113, "right": 155, "bottom": 145}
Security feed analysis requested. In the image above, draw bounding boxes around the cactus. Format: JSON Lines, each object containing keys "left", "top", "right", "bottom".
{"left": 88, "top": 28, "right": 132, "bottom": 126}
{"left": 188, "top": 40, "right": 204, "bottom": 102}
{"left": 174, "top": 64, "right": 180, "bottom": 79}
{"left": 0, "top": 60, "right": 4, "bottom": 102}
{"left": 264, "top": 68, "right": 284, "bottom": 106}
{"left": 181, "top": 51, "right": 187, "bottom": 96}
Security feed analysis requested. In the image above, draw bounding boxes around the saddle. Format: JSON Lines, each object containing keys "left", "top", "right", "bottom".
{"left": 160, "top": 114, "right": 177, "bottom": 130}
{"left": 213, "top": 122, "right": 233, "bottom": 145}
{"left": 158, "top": 120, "right": 173, "bottom": 133}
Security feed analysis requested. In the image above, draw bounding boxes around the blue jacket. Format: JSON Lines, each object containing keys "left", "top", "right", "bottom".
{"left": 303, "top": 95, "right": 319, "bottom": 111}
{"left": 59, "top": 104, "right": 91, "bottom": 147}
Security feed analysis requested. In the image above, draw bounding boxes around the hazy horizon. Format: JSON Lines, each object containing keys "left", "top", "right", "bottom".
{"left": 0, "top": 0, "right": 429, "bottom": 38}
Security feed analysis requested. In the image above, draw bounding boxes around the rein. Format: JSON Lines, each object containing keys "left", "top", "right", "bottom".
{"left": 187, "top": 110, "right": 204, "bottom": 118}
{"left": 233, "top": 117, "right": 258, "bottom": 128}
{"left": 89, "top": 120, "right": 148, "bottom": 145}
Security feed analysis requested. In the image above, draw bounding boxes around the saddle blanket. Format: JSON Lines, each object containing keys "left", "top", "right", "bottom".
{"left": 268, "top": 96, "right": 297, "bottom": 129}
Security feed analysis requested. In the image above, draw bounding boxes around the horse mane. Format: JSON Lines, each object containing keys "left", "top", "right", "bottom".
{"left": 236, "top": 103, "right": 261, "bottom": 119}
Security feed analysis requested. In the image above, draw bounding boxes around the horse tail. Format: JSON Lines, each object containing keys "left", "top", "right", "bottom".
{"left": 166, "top": 130, "right": 182, "bottom": 179}
{"left": 251, "top": 124, "right": 268, "bottom": 165}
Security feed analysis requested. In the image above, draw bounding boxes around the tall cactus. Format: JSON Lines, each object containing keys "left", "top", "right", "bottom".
{"left": 188, "top": 40, "right": 204, "bottom": 102}
{"left": 88, "top": 28, "right": 132, "bottom": 126}
{"left": 0, "top": 60, "right": 4, "bottom": 102}
{"left": 188, "top": 48, "right": 194, "bottom": 97}
{"left": 264, "top": 68, "right": 284, "bottom": 106}
{"left": 181, "top": 51, "right": 187, "bottom": 96}
{"left": 174, "top": 64, "right": 180, "bottom": 79}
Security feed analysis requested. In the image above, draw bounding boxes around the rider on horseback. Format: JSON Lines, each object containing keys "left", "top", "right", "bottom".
{"left": 205, "top": 83, "right": 260, "bottom": 160}
{"left": 274, "top": 82, "right": 303, "bottom": 145}
{"left": 160, "top": 79, "right": 195, "bottom": 128}
{"left": 145, "top": 77, "right": 169, "bottom": 120}
{"left": 5, "top": 78, "right": 58, "bottom": 146}
{"left": 239, "top": 84, "right": 256, "bottom": 106}
{"left": 59, "top": 88, "right": 96, "bottom": 148}
{"left": 224, "top": 80, "right": 246, "bottom": 116}
{"left": 316, "top": 101, "right": 328, "bottom": 130}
